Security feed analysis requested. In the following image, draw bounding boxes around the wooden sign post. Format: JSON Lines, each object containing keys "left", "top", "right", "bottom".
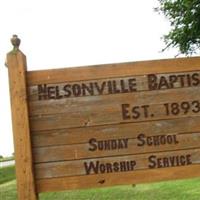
{"left": 7, "top": 35, "right": 38, "bottom": 200}
{"left": 7, "top": 36, "right": 200, "bottom": 199}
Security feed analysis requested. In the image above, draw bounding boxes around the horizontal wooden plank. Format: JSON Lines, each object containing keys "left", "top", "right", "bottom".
{"left": 28, "top": 57, "right": 200, "bottom": 193}
{"left": 28, "top": 75, "right": 146, "bottom": 102}
{"left": 35, "top": 148, "right": 200, "bottom": 179}
{"left": 29, "top": 87, "right": 200, "bottom": 131}
{"left": 33, "top": 132, "right": 200, "bottom": 163}
{"left": 27, "top": 57, "right": 200, "bottom": 86}
{"left": 28, "top": 71, "right": 200, "bottom": 101}
{"left": 36, "top": 164, "right": 200, "bottom": 192}
{"left": 32, "top": 116, "right": 200, "bottom": 147}
{"left": 29, "top": 86, "right": 200, "bottom": 115}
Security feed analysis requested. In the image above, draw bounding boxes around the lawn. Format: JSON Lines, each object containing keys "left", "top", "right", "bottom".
{"left": 0, "top": 165, "right": 15, "bottom": 184}
{"left": 1, "top": 177, "right": 200, "bottom": 200}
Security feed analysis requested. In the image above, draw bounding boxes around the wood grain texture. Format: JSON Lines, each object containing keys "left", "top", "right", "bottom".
{"left": 27, "top": 57, "right": 200, "bottom": 86}
{"left": 7, "top": 50, "right": 38, "bottom": 200}
{"left": 32, "top": 116, "right": 200, "bottom": 147}
{"left": 29, "top": 87, "right": 200, "bottom": 131}
{"left": 28, "top": 71, "right": 200, "bottom": 101}
{"left": 27, "top": 56, "right": 200, "bottom": 193}
{"left": 34, "top": 148, "right": 200, "bottom": 179}
{"left": 33, "top": 132, "right": 200, "bottom": 163}
{"left": 36, "top": 164, "right": 200, "bottom": 192}
{"left": 29, "top": 86, "right": 200, "bottom": 115}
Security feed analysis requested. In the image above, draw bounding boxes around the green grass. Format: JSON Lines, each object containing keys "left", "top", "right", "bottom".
{"left": 1, "top": 166, "right": 200, "bottom": 199}
{"left": 0, "top": 165, "right": 15, "bottom": 184}
{"left": 1, "top": 178, "right": 200, "bottom": 200}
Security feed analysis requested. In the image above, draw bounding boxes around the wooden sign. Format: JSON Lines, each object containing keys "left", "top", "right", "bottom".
{"left": 7, "top": 36, "right": 200, "bottom": 199}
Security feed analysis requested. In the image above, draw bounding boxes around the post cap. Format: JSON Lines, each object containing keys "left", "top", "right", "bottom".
{"left": 11, "top": 34, "right": 21, "bottom": 50}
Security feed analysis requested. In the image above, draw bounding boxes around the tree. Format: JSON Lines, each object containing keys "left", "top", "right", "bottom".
{"left": 156, "top": 0, "right": 200, "bottom": 55}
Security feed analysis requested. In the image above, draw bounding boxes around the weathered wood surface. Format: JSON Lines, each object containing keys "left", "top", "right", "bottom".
{"left": 28, "top": 71, "right": 200, "bottom": 101}
{"left": 32, "top": 116, "right": 200, "bottom": 147}
{"left": 26, "top": 57, "right": 200, "bottom": 193}
{"left": 27, "top": 57, "right": 200, "bottom": 85}
{"left": 33, "top": 132, "right": 200, "bottom": 163}
{"left": 35, "top": 148, "right": 200, "bottom": 179}
{"left": 29, "top": 87, "right": 200, "bottom": 131}
{"left": 36, "top": 164, "right": 200, "bottom": 192}
{"left": 7, "top": 50, "right": 38, "bottom": 200}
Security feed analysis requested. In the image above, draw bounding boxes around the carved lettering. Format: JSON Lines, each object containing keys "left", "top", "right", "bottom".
{"left": 88, "top": 138, "right": 129, "bottom": 151}
{"left": 121, "top": 104, "right": 151, "bottom": 120}
{"left": 137, "top": 134, "right": 179, "bottom": 146}
{"left": 84, "top": 160, "right": 136, "bottom": 175}
{"left": 37, "top": 78, "right": 137, "bottom": 100}
{"left": 147, "top": 73, "right": 200, "bottom": 91}
{"left": 37, "top": 72, "right": 200, "bottom": 100}
{"left": 148, "top": 154, "right": 192, "bottom": 169}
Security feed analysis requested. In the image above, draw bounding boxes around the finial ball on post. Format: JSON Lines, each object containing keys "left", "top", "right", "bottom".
{"left": 11, "top": 34, "right": 21, "bottom": 50}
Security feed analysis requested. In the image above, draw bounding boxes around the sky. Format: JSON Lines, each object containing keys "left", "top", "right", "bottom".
{"left": 0, "top": 0, "right": 183, "bottom": 157}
